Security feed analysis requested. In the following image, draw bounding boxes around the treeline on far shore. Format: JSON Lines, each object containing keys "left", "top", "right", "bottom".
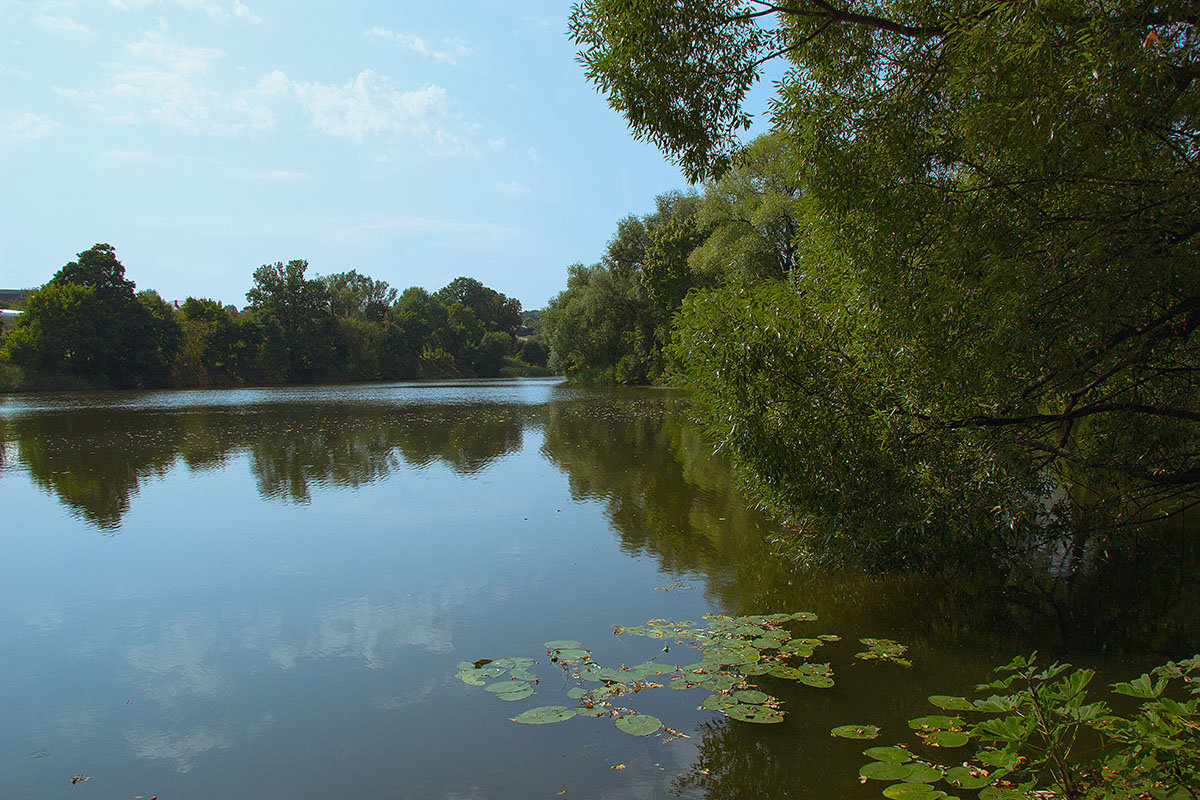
{"left": 0, "top": 243, "right": 551, "bottom": 392}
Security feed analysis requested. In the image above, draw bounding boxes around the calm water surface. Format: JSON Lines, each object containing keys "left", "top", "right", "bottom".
{"left": 0, "top": 380, "right": 1136, "bottom": 799}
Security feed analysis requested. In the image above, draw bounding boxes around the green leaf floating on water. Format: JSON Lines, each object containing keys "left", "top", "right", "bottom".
{"left": 485, "top": 680, "right": 531, "bottom": 694}
{"left": 944, "top": 766, "right": 993, "bottom": 790}
{"left": 861, "top": 761, "right": 914, "bottom": 781}
{"left": 495, "top": 686, "right": 535, "bottom": 701}
{"left": 882, "top": 783, "right": 947, "bottom": 800}
{"left": 832, "top": 724, "right": 882, "bottom": 739}
{"left": 543, "top": 640, "right": 583, "bottom": 650}
{"left": 550, "top": 648, "right": 590, "bottom": 662}
{"left": 904, "top": 763, "right": 945, "bottom": 783}
{"left": 864, "top": 746, "right": 913, "bottom": 763}
{"left": 614, "top": 713, "right": 662, "bottom": 736}
{"left": 920, "top": 729, "right": 970, "bottom": 748}
{"left": 908, "top": 715, "right": 965, "bottom": 731}
{"left": 733, "top": 689, "right": 769, "bottom": 705}
{"left": 927, "top": 695, "right": 973, "bottom": 711}
{"left": 513, "top": 706, "right": 577, "bottom": 725}
{"left": 724, "top": 703, "right": 784, "bottom": 724}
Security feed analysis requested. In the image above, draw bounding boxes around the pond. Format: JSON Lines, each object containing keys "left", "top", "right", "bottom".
{"left": 0, "top": 379, "right": 1153, "bottom": 799}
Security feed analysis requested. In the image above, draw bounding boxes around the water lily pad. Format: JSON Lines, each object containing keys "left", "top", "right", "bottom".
{"left": 494, "top": 686, "right": 535, "bottom": 701}
{"left": 818, "top": 634, "right": 841, "bottom": 641}
{"left": 753, "top": 638, "right": 781, "bottom": 649}
{"left": 700, "top": 693, "right": 737, "bottom": 711}
{"left": 864, "top": 747, "right": 913, "bottom": 764}
{"left": 578, "top": 663, "right": 605, "bottom": 681}
{"left": 882, "top": 783, "right": 944, "bottom": 800}
{"left": 908, "top": 715, "right": 964, "bottom": 731}
{"left": 903, "top": 764, "right": 945, "bottom": 784}
{"left": 724, "top": 703, "right": 784, "bottom": 723}
{"left": 945, "top": 766, "right": 993, "bottom": 790}
{"left": 544, "top": 640, "right": 583, "bottom": 650}
{"left": 491, "top": 658, "right": 516, "bottom": 669}
{"left": 485, "top": 680, "right": 530, "bottom": 694}
{"left": 921, "top": 730, "right": 970, "bottom": 748}
{"left": 831, "top": 724, "right": 881, "bottom": 739}
{"left": 458, "top": 673, "right": 486, "bottom": 686}
{"left": 573, "top": 705, "right": 607, "bottom": 717}
{"left": 513, "top": 706, "right": 577, "bottom": 725}
{"left": 510, "top": 668, "right": 537, "bottom": 682}
{"left": 700, "top": 674, "right": 739, "bottom": 692}
{"left": 928, "top": 695, "right": 973, "bottom": 711}
{"left": 567, "top": 687, "right": 588, "bottom": 700}
{"left": 768, "top": 666, "right": 806, "bottom": 680}
{"left": 614, "top": 713, "right": 662, "bottom": 736}
{"left": 978, "top": 787, "right": 1025, "bottom": 800}
{"left": 734, "top": 689, "right": 769, "bottom": 705}
{"left": 790, "top": 612, "right": 818, "bottom": 621}
{"left": 551, "top": 648, "right": 590, "bottom": 662}
{"left": 456, "top": 661, "right": 476, "bottom": 671}
{"left": 861, "top": 761, "right": 914, "bottom": 781}
{"left": 476, "top": 667, "right": 504, "bottom": 678}
{"left": 798, "top": 674, "right": 835, "bottom": 688}
{"left": 743, "top": 664, "right": 772, "bottom": 676}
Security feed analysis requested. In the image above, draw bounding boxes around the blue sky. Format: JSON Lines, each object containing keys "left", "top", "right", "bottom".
{"left": 0, "top": 0, "right": 775, "bottom": 310}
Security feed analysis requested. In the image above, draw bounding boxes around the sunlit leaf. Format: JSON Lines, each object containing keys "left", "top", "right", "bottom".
{"left": 831, "top": 724, "right": 881, "bottom": 739}
{"left": 724, "top": 703, "right": 784, "bottom": 723}
{"left": 864, "top": 747, "right": 913, "bottom": 763}
{"left": 614, "top": 713, "right": 662, "bottom": 735}
{"left": 513, "top": 706, "right": 577, "bottom": 725}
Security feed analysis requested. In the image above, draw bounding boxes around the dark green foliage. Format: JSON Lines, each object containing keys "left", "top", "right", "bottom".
{"left": 2, "top": 244, "right": 180, "bottom": 388}
{"left": 566, "top": 0, "right": 1200, "bottom": 585}
{"left": 518, "top": 339, "right": 548, "bottom": 368}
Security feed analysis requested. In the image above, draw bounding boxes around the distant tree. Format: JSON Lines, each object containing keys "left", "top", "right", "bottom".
{"left": 245, "top": 260, "right": 333, "bottom": 383}
{"left": 519, "top": 339, "right": 548, "bottom": 368}
{"left": 2, "top": 244, "right": 177, "bottom": 387}
{"left": 320, "top": 270, "right": 397, "bottom": 323}
{"left": 472, "top": 331, "right": 512, "bottom": 377}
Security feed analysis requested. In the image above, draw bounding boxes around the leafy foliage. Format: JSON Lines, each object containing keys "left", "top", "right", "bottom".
{"left": 848, "top": 654, "right": 1200, "bottom": 800}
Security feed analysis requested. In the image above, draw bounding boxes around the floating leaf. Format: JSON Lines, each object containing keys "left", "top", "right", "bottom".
{"left": 574, "top": 705, "right": 607, "bottom": 717}
{"left": 945, "top": 766, "right": 993, "bottom": 790}
{"left": 790, "top": 612, "right": 818, "bottom": 621}
{"left": 458, "top": 674, "right": 486, "bottom": 686}
{"left": 700, "top": 693, "right": 737, "bottom": 711}
{"left": 567, "top": 687, "right": 588, "bottom": 700}
{"left": 908, "top": 715, "right": 965, "bottom": 731}
{"left": 882, "top": 783, "right": 943, "bottom": 800}
{"left": 928, "top": 695, "right": 973, "bottom": 711}
{"left": 734, "top": 689, "right": 769, "bottom": 705}
{"left": 864, "top": 746, "right": 913, "bottom": 763}
{"left": 491, "top": 658, "right": 516, "bottom": 670}
{"left": 485, "top": 680, "right": 531, "bottom": 694}
{"left": 724, "top": 703, "right": 784, "bottom": 723}
{"left": 861, "top": 761, "right": 914, "bottom": 781}
{"left": 551, "top": 649, "right": 590, "bottom": 662}
{"left": 513, "top": 706, "right": 577, "bottom": 725}
{"left": 544, "top": 640, "right": 583, "bottom": 650}
{"left": 921, "top": 730, "right": 970, "bottom": 748}
{"left": 495, "top": 686, "right": 535, "bottom": 701}
{"left": 904, "top": 763, "right": 945, "bottom": 783}
{"left": 818, "top": 634, "right": 841, "bottom": 642}
{"left": 831, "top": 724, "right": 881, "bottom": 739}
{"left": 798, "top": 674, "right": 835, "bottom": 689}
{"left": 614, "top": 713, "right": 662, "bottom": 736}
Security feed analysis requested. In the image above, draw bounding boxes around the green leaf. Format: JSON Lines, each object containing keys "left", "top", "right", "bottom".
{"left": 903, "top": 764, "right": 944, "bottom": 783}
{"left": 944, "top": 766, "right": 993, "bottom": 790}
{"left": 494, "top": 685, "right": 535, "bottom": 701}
{"left": 485, "top": 680, "right": 531, "bottom": 694}
{"left": 551, "top": 648, "right": 590, "bottom": 662}
{"left": 724, "top": 703, "right": 784, "bottom": 723}
{"left": 831, "top": 724, "right": 881, "bottom": 740}
{"left": 734, "top": 689, "right": 769, "bottom": 705}
{"left": 908, "top": 715, "right": 965, "bottom": 731}
{"left": 920, "top": 730, "right": 970, "bottom": 748}
{"left": 614, "top": 713, "right": 662, "bottom": 735}
{"left": 861, "top": 761, "right": 914, "bottom": 781}
{"left": 882, "top": 783, "right": 943, "bottom": 800}
{"left": 864, "top": 746, "right": 913, "bottom": 763}
{"left": 543, "top": 640, "right": 583, "bottom": 650}
{"left": 513, "top": 706, "right": 577, "bottom": 725}
{"left": 928, "top": 695, "right": 973, "bottom": 711}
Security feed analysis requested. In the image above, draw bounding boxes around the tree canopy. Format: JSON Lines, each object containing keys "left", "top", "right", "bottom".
{"left": 568, "top": 0, "right": 1200, "bottom": 574}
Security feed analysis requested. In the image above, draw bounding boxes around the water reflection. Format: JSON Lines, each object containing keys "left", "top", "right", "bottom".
{"left": 1, "top": 399, "right": 530, "bottom": 527}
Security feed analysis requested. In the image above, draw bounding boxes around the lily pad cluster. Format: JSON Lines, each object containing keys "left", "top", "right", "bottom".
{"left": 456, "top": 613, "right": 912, "bottom": 736}
{"left": 856, "top": 638, "right": 913, "bottom": 667}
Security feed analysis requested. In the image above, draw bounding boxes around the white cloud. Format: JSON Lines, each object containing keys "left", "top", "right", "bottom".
{"left": 107, "top": 0, "right": 261, "bottom": 22}
{"left": 366, "top": 27, "right": 472, "bottom": 65}
{"left": 0, "top": 63, "right": 27, "bottom": 78}
{"left": 291, "top": 70, "right": 449, "bottom": 144}
{"left": 34, "top": 14, "right": 95, "bottom": 36}
{"left": 495, "top": 180, "right": 530, "bottom": 196}
{"left": 527, "top": 146, "right": 541, "bottom": 166}
{"left": 6, "top": 112, "right": 57, "bottom": 141}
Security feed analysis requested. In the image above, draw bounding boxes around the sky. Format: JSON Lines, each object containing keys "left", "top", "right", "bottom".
{"left": 0, "top": 0, "right": 779, "bottom": 311}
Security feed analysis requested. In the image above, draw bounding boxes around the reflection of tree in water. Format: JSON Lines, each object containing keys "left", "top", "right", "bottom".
{"left": 539, "top": 392, "right": 1200, "bottom": 653}
{"left": 6, "top": 410, "right": 187, "bottom": 529}
{"left": 3, "top": 401, "right": 528, "bottom": 525}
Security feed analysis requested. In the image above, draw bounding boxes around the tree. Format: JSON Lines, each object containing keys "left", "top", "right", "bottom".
{"left": 320, "top": 270, "right": 397, "bottom": 323}
{"left": 246, "top": 259, "right": 333, "bottom": 383}
{"left": 575, "top": 0, "right": 1200, "bottom": 574}
{"left": 3, "top": 244, "right": 178, "bottom": 388}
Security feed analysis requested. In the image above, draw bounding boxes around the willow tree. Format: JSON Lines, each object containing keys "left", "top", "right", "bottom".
{"left": 572, "top": 0, "right": 1200, "bottom": 578}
